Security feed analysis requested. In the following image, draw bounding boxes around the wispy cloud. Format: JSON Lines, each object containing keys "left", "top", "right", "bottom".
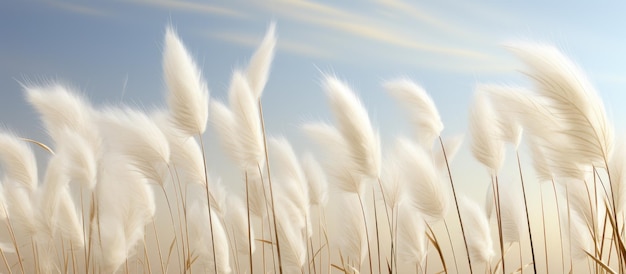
{"left": 45, "top": 1, "right": 109, "bottom": 17}
{"left": 262, "top": 0, "right": 495, "bottom": 61}
{"left": 373, "top": 0, "right": 488, "bottom": 42}
{"left": 206, "top": 31, "right": 332, "bottom": 59}
{"left": 126, "top": 0, "right": 245, "bottom": 18}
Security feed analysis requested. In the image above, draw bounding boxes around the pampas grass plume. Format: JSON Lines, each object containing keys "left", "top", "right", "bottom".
{"left": 163, "top": 26, "right": 209, "bottom": 136}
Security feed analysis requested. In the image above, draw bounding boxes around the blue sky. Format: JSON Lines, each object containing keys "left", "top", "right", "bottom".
{"left": 2, "top": 1, "right": 626, "bottom": 272}
{"left": 3, "top": 1, "right": 626, "bottom": 184}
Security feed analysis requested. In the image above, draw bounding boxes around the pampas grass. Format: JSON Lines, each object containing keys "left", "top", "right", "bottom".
{"left": 6, "top": 23, "right": 626, "bottom": 274}
{"left": 163, "top": 26, "right": 209, "bottom": 137}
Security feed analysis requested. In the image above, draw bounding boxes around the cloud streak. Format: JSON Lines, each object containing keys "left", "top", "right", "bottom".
{"left": 262, "top": 0, "right": 496, "bottom": 61}
{"left": 126, "top": 0, "right": 245, "bottom": 18}
{"left": 206, "top": 30, "right": 332, "bottom": 59}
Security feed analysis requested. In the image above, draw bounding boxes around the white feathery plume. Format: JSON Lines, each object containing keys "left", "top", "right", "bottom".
{"left": 154, "top": 111, "right": 206, "bottom": 186}
{"left": 469, "top": 90, "right": 505, "bottom": 173}
{"left": 481, "top": 84, "right": 557, "bottom": 141}
{"left": 270, "top": 137, "right": 309, "bottom": 218}
{"left": 499, "top": 179, "right": 526, "bottom": 244}
{"left": 163, "top": 26, "right": 209, "bottom": 136}
{"left": 246, "top": 22, "right": 276, "bottom": 100}
{"left": 228, "top": 71, "right": 265, "bottom": 170}
{"left": 527, "top": 136, "right": 554, "bottom": 182}
{"left": 275, "top": 196, "right": 307, "bottom": 272}
{"left": 433, "top": 134, "right": 464, "bottom": 172}
{"left": 328, "top": 193, "right": 367, "bottom": 270}
{"left": 568, "top": 210, "right": 594, "bottom": 260}
{"left": 561, "top": 176, "right": 604, "bottom": 239}
{"left": 610, "top": 136, "right": 626, "bottom": 214}
{"left": 24, "top": 83, "right": 99, "bottom": 146}
{"left": 210, "top": 100, "right": 244, "bottom": 167}
{"left": 479, "top": 85, "right": 523, "bottom": 147}
{"left": 0, "top": 181, "right": 7, "bottom": 220}
{"left": 95, "top": 154, "right": 156, "bottom": 273}
{"left": 384, "top": 78, "right": 443, "bottom": 147}
{"left": 56, "top": 129, "right": 97, "bottom": 189}
{"left": 187, "top": 177, "right": 226, "bottom": 216}
{"left": 5, "top": 180, "right": 37, "bottom": 236}
{"left": 481, "top": 84, "right": 582, "bottom": 178}
{"left": 246, "top": 169, "right": 268, "bottom": 218}
{"left": 0, "top": 132, "right": 38, "bottom": 191}
{"left": 188, "top": 201, "right": 231, "bottom": 273}
{"left": 380, "top": 149, "right": 405, "bottom": 209}
{"left": 224, "top": 196, "right": 255, "bottom": 257}
{"left": 55, "top": 189, "right": 84, "bottom": 248}
{"left": 98, "top": 107, "right": 170, "bottom": 184}
{"left": 460, "top": 196, "right": 494, "bottom": 266}
{"left": 302, "top": 122, "right": 365, "bottom": 194}
{"left": 324, "top": 75, "right": 381, "bottom": 179}
{"left": 301, "top": 153, "right": 329, "bottom": 206}
{"left": 506, "top": 43, "right": 613, "bottom": 168}
{"left": 396, "top": 137, "right": 449, "bottom": 222}
{"left": 397, "top": 203, "right": 427, "bottom": 269}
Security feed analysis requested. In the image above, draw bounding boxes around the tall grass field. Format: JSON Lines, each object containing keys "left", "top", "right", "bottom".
{"left": 0, "top": 24, "right": 624, "bottom": 274}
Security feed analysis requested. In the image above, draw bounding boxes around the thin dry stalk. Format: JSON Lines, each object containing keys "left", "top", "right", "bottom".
{"left": 550, "top": 179, "right": 566, "bottom": 272}
{"left": 539, "top": 185, "right": 549, "bottom": 273}
{"left": 372, "top": 190, "right": 381, "bottom": 274}
{"left": 197, "top": 135, "right": 218, "bottom": 274}
{"left": 356, "top": 193, "right": 373, "bottom": 274}
{"left": 151, "top": 220, "right": 166, "bottom": 274}
{"left": 258, "top": 101, "right": 284, "bottom": 273}
{"left": 425, "top": 223, "right": 446, "bottom": 273}
{"left": 493, "top": 175, "right": 505, "bottom": 274}
{"left": 439, "top": 136, "right": 473, "bottom": 274}
{"left": 443, "top": 219, "right": 460, "bottom": 273}
{"left": 245, "top": 172, "right": 254, "bottom": 274}
{"left": 516, "top": 152, "right": 538, "bottom": 273}
{"left": 4, "top": 216, "right": 24, "bottom": 274}
{"left": 0, "top": 249, "right": 11, "bottom": 274}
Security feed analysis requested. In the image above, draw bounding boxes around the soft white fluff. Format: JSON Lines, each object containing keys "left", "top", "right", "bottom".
{"left": 163, "top": 26, "right": 209, "bottom": 136}
{"left": 325, "top": 75, "right": 381, "bottom": 179}
{"left": 224, "top": 196, "right": 255, "bottom": 258}
{"left": 25, "top": 83, "right": 99, "bottom": 147}
{"left": 469, "top": 90, "right": 505, "bottom": 173}
{"left": 95, "top": 154, "right": 156, "bottom": 273}
{"left": 275, "top": 196, "right": 307, "bottom": 273}
{"left": 270, "top": 137, "right": 310, "bottom": 226}
{"left": 0, "top": 182, "right": 7, "bottom": 220}
{"left": 380, "top": 149, "right": 405, "bottom": 209}
{"left": 187, "top": 201, "right": 231, "bottom": 273}
{"left": 384, "top": 78, "right": 443, "bottom": 147}
{"left": 228, "top": 71, "right": 265, "bottom": 170}
{"left": 568, "top": 210, "right": 594, "bottom": 260}
{"left": 302, "top": 122, "right": 365, "bottom": 194}
{"left": 0, "top": 132, "right": 38, "bottom": 191}
{"left": 507, "top": 43, "right": 613, "bottom": 169}
{"left": 610, "top": 137, "right": 626, "bottom": 214}
{"left": 155, "top": 111, "right": 206, "bottom": 186}
{"left": 301, "top": 153, "right": 329, "bottom": 206}
{"left": 56, "top": 129, "right": 97, "bottom": 189}
{"left": 210, "top": 100, "right": 243, "bottom": 168}
{"left": 397, "top": 203, "right": 427, "bottom": 268}
{"left": 498, "top": 179, "right": 526, "bottom": 244}
{"left": 396, "top": 137, "right": 449, "bottom": 222}
{"left": 98, "top": 107, "right": 170, "bottom": 184}
{"left": 246, "top": 22, "right": 276, "bottom": 100}
{"left": 460, "top": 196, "right": 494, "bottom": 266}
{"left": 36, "top": 160, "right": 85, "bottom": 263}
{"left": 328, "top": 193, "right": 367, "bottom": 270}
